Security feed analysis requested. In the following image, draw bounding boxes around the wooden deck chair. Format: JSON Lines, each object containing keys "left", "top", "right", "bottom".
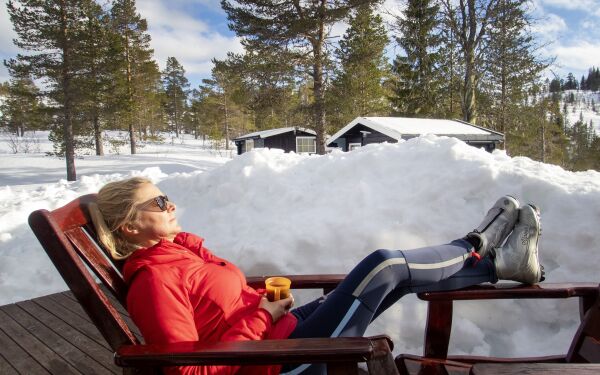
{"left": 28, "top": 194, "right": 399, "bottom": 375}
{"left": 396, "top": 282, "right": 600, "bottom": 375}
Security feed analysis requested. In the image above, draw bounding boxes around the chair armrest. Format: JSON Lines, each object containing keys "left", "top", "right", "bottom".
{"left": 417, "top": 282, "right": 598, "bottom": 301}
{"left": 246, "top": 274, "right": 346, "bottom": 292}
{"left": 115, "top": 336, "right": 391, "bottom": 367}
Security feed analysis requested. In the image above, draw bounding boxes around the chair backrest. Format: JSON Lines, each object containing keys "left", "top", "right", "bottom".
{"left": 567, "top": 286, "right": 600, "bottom": 363}
{"left": 28, "top": 194, "right": 140, "bottom": 351}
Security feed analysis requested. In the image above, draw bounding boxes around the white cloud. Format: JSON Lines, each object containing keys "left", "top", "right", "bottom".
{"left": 540, "top": 0, "right": 600, "bottom": 12}
{"left": 138, "top": 0, "right": 244, "bottom": 83}
{"left": 531, "top": 13, "right": 568, "bottom": 36}
{"left": 1, "top": 2, "right": 20, "bottom": 57}
{"left": 552, "top": 40, "right": 600, "bottom": 74}
{"left": 151, "top": 30, "right": 243, "bottom": 74}
{"left": 138, "top": 0, "right": 210, "bottom": 34}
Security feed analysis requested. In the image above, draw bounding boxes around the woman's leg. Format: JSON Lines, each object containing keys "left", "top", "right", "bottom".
{"left": 280, "top": 239, "right": 496, "bottom": 375}
{"left": 289, "top": 239, "right": 495, "bottom": 339}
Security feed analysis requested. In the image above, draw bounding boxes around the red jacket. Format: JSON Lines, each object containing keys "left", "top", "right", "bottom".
{"left": 123, "top": 232, "right": 298, "bottom": 375}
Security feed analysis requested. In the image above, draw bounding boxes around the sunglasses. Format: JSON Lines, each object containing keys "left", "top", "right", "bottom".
{"left": 139, "top": 195, "right": 170, "bottom": 211}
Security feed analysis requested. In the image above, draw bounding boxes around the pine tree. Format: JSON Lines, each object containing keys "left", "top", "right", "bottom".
{"left": 197, "top": 59, "right": 249, "bottom": 150}
{"left": 482, "top": 0, "right": 549, "bottom": 151}
{"left": 110, "top": 0, "right": 154, "bottom": 154}
{"left": 0, "top": 74, "right": 46, "bottom": 137}
{"left": 162, "top": 57, "right": 190, "bottom": 137}
{"left": 76, "top": 1, "right": 119, "bottom": 156}
{"left": 328, "top": 4, "right": 390, "bottom": 130}
{"left": 224, "top": 49, "right": 298, "bottom": 131}
{"left": 437, "top": 8, "right": 462, "bottom": 118}
{"left": 221, "top": 0, "right": 381, "bottom": 154}
{"left": 135, "top": 60, "right": 165, "bottom": 139}
{"left": 392, "top": 0, "right": 441, "bottom": 117}
{"left": 6, "top": 0, "right": 97, "bottom": 180}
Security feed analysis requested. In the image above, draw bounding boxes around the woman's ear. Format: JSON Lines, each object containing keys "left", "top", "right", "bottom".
{"left": 120, "top": 223, "right": 139, "bottom": 236}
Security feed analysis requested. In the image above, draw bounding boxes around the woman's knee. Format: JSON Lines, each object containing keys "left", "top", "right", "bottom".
{"left": 368, "top": 248, "right": 403, "bottom": 263}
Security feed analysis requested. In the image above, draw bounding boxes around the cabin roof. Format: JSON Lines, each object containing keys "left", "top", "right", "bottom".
{"left": 327, "top": 117, "right": 503, "bottom": 145}
{"left": 234, "top": 127, "right": 317, "bottom": 141}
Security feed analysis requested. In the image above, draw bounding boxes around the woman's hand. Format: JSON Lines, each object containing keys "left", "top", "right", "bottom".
{"left": 259, "top": 294, "right": 294, "bottom": 323}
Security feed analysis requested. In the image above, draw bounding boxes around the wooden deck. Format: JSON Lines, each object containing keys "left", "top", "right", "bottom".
{"left": 0, "top": 290, "right": 139, "bottom": 374}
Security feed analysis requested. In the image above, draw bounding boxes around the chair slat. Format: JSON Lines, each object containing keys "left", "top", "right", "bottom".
{"left": 29, "top": 209, "right": 139, "bottom": 350}
{"left": 65, "top": 227, "right": 128, "bottom": 306}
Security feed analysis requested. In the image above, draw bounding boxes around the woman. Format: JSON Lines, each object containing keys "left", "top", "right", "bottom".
{"left": 89, "top": 177, "right": 544, "bottom": 375}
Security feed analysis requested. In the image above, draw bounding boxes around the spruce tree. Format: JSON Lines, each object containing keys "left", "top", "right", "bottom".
{"left": 328, "top": 4, "right": 390, "bottom": 130}
{"left": 6, "top": 0, "right": 95, "bottom": 180}
{"left": 392, "top": 0, "right": 441, "bottom": 117}
{"left": 162, "top": 57, "right": 190, "bottom": 137}
{"left": 110, "top": 0, "right": 154, "bottom": 154}
{"left": 221, "top": 0, "right": 381, "bottom": 154}
{"left": 564, "top": 73, "right": 578, "bottom": 90}
{"left": 482, "top": 0, "right": 549, "bottom": 151}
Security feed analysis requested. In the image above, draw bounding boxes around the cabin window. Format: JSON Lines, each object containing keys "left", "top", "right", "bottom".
{"left": 296, "top": 136, "right": 316, "bottom": 153}
{"left": 349, "top": 143, "right": 362, "bottom": 151}
{"left": 245, "top": 139, "right": 254, "bottom": 152}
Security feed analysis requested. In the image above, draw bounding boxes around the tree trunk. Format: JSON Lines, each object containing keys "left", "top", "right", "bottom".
{"left": 125, "top": 32, "right": 136, "bottom": 154}
{"left": 223, "top": 93, "right": 230, "bottom": 150}
{"left": 94, "top": 111, "right": 103, "bottom": 156}
{"left": 541, "top": 99, "right": 546, "bottom": 163}
{"left": 462, "top": 51, "right": 477, "bottom": 123}
{"left": 60, "top": 0, "right": 76, "bottom": 181}
{"left": 312, "top": 1, "right": 327, "bottom": 155}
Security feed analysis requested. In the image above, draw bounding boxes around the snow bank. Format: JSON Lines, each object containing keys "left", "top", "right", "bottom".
{"left": 1, "top": 133, "right": 600, "bottom": 358}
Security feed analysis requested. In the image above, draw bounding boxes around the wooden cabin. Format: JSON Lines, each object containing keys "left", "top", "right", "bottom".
{"left": 233, "top": 127, "right": 317, "bottom": 155}
{"left": 327, "top": 117, "right": 504, "bottom": 152}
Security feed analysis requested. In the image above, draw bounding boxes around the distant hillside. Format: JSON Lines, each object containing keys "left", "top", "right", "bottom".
{"left": 561, "top": 90, "right": 600, "bottom": 131}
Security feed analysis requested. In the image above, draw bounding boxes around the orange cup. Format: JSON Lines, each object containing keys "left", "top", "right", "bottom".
{"left": 265, "top": 277, "right": 291, "bottom": 302}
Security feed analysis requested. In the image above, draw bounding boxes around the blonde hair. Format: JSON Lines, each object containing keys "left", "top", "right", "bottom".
{"left": 89, "top": 177, "right": 152, "bottom": 260}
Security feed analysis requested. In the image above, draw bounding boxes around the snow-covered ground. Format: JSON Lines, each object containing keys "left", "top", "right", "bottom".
{"left": 1, "top": 130, "right": 600, "bottom": 359}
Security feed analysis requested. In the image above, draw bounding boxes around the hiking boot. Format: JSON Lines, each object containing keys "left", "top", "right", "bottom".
{"left": 495, "top": 204, "right": 545, "bottom": 284}
{"left": 466, "top": 195, "right": 519, "bottom": 258}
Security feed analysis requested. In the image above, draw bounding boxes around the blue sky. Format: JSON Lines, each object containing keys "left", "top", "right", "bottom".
{"left": 1, "top": 0, "right": 599, "bottom": 89}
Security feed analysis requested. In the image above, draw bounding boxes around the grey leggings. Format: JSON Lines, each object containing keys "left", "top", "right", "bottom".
{"left": 281, "top": 239, "right": 497, "bottom": 374}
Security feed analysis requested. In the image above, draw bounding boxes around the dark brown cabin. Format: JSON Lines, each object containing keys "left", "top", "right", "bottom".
{"left": 327, "top": 117, "right": 504, "bottom": 153}
{"left": 234, "top": 127, "right": 317, "bottom": 155}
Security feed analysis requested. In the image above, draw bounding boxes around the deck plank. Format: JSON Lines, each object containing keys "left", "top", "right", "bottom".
{"left": 53, "top": 290, "right": 143, "bottom": 342}
{"left": 0, "top": 325, "right": 49, "bottom": 374}
{"left": 2, "top": 303, "right": 114, "bottom": 375}
{"left": 34, "top": 295, "right": 111, "bottom": 350}
{"left": 0, "top": 353, "right": 19, "bottom": 375}
{"left": 17, "top": 300, "right": 119, "bottom": 374}
{"left": 0, "top": 290, "right": 142, "bottom": 374}
{"left": 46, "top": 293, "right": 93, "bottom": 323}
{"left": 0, "top": 307, "right": 81, "bottom": 374}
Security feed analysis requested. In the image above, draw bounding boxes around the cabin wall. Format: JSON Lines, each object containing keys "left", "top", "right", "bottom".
{"left": 332, "top": 124, "right": 396, "bottom": 151}
{"left": 236, "top": 130, "right": 316, "bottom": 154}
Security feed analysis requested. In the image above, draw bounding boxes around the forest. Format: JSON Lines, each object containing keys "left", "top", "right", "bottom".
{"left": 1, "top": 0, "right": 599, "bottom": 181}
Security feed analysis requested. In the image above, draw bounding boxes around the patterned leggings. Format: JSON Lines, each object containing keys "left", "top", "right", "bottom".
{"left": 280, "top": 239, "right": 497, "bottom": 374}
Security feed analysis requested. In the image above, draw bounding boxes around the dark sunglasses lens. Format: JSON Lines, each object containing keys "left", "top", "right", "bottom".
{"left": 155, "top": 196, "right": 169, "bottom": 210}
